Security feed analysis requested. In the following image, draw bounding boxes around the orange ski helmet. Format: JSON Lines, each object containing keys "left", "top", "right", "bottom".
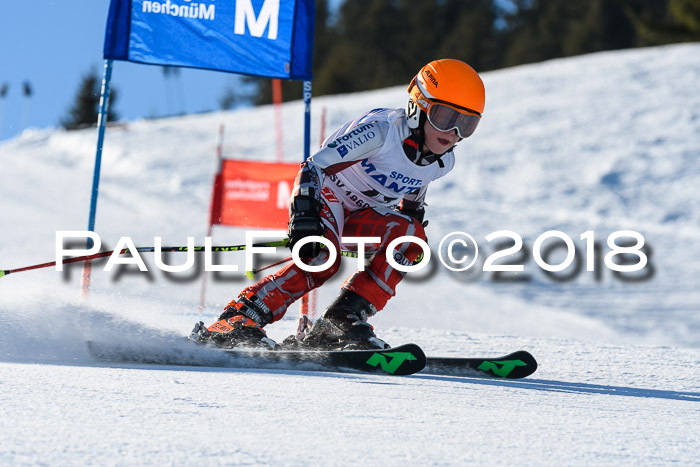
{"left": 407, "top": 59, "right": 485, "bottom": 138}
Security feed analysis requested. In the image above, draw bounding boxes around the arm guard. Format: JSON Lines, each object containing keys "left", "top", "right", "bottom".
{"left": 288, "top": 161, "right": 325, "bottom": 257}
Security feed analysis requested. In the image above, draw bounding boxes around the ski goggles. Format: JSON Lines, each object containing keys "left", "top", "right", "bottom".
{"left": 426, "top": 100, "right": 481, "bottom": 139}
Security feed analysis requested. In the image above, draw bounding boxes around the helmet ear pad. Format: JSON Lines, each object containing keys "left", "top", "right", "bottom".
{"left": 405, "top": 98, "right": 427, "bottom": 151}
{"left": 406, "top": 99, "right": 422, "bottom": 131}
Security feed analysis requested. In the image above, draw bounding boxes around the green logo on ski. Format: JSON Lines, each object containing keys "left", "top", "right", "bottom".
{"left": 366, "top": 351, "right": 417, "bottom": 374}
{"left": 477, "top": 359, "right": 527, "bottom": 377}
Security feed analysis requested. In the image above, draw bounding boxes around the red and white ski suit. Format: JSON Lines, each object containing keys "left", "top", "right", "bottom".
{"left": 243, "top": 108, "right": 455, "bottom": 321}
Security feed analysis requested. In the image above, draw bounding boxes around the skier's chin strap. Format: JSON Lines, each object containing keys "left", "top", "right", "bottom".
{"left": 425, "top": 150, "right": 448, "bottom": 168}
{"left": 419, "top": 151, "right": 446, "bottom": 168}
{"left": 408, "top": 127, "right": 448, "bottom": 169}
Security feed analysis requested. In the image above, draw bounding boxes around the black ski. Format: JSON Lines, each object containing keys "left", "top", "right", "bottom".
{"left": 422, "top": 350, "right": 538, "bottom": 379}
{"left": 227, "top": 343, "right": 426, "bottom": 375}
{"left": 87, "top": 341, "right": 427, "bottom": 376}
{"left": 87, "top": 340, "right": 535, "bottom": 378}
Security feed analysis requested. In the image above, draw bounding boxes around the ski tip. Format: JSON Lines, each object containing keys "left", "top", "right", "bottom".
{"left": 401, "top": 343, "right": 427, "bottom": 360}
{"left": 500, "top": 350, "right": 538, "bottom": 379}
{"left": 245, "top": 270, "right": 255, "bottom": 279}
{"left": 422, "top": 349, "right": 538, "bottom": 379}
{"left": 0, "top": 270, "right": 6, "bottom": 279}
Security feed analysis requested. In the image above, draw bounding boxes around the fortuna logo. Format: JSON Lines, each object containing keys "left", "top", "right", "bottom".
{"left": 477, "top": 359, "right": 527, "bottom": 377}
{"left": 328, "top": 123, "right": 376, "bottom": 157}
{"left": 366, "top": 351, "right": 417, "bottom": 374}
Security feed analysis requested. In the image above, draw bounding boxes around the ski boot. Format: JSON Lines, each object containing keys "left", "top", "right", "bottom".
{"left": 303, "top": 289, "right": 390, "bottom": 350}
{"left": 190, "top": 291, "right": 277, "bottom": 349}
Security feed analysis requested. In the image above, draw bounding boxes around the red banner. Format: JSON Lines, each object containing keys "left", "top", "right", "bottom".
{"left": 210, "top": 159, "right": 300, "bottom": 229}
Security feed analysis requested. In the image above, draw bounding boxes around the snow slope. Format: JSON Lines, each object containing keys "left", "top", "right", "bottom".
{"left": 1, "top": 44, "right": 699, "bottom": 465}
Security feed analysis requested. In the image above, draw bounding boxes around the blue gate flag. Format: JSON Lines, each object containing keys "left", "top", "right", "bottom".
{"left": 104, "top": 0, "right": 314, "bottom": 80}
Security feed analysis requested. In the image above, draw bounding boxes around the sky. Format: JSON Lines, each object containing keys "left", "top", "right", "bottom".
{"left": 0, "top": 1, "right": 249, "bottom": 141}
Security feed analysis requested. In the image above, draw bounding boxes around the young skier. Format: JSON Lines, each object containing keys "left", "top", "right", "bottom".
{"left": 193, "top": 58, "right": 485, "bottom": 350}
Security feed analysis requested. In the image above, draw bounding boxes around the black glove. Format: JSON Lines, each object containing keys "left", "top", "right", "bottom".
{"left": 399, "top": 206, "right": 428, "bottom": 227}
{"left": 288, "top": 194, "right": 325, "bottom": 258}
{"left": 398, "top": 206, "right": 429, "bottom": 264}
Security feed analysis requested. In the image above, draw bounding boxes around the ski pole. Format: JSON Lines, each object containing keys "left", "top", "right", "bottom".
{"left": 245, "top": 255, "right": 294, "bottom": 279}
{"left": 0, "top": 239, "right": 289, "bottom": 279}
{"left": 245, "top": 248, "right": 369, "bottom": 279}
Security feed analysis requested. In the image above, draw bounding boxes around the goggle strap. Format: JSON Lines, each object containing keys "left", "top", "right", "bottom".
{"left": 429, "top": 98, "right": 481, "bottom": 117}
